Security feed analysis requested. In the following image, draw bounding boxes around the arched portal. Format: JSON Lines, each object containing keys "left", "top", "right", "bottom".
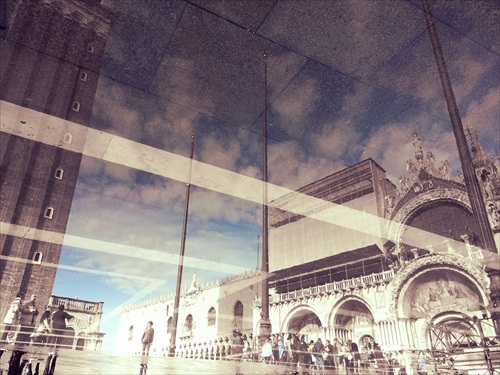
{"left": 286, "top": 308, "right": 322, "bottom": 343}
{"left": 76, "top": 334, "right": 86, "bottom": 351}
{"left": 428, "top": 313, "right": 481, "bottom": 351}
{"left": 333, "top": 299, "right": 375, "bottom": 346}
{"left": 403, "top": 201, "right": 480, "bottom": 250}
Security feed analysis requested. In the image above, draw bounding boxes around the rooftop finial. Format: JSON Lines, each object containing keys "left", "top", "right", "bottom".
{"left": 412, "top": 132, "right": 423, "bottom": 161}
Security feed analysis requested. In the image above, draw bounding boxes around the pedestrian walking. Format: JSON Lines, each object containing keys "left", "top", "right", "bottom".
{"left": 1, "top": 296, "right": 21, "bottom": 344}
{"left": 17, "top": 294, "right": 38, "bottom": 345}
{"left": 140, "top": 321, "right": 154, "bottom": 369}
{"left": 261, "top": 338, "right": 273, "bottom": 364}
{"left": 313, "top": 338, "right": 325, "bottom": 373}
{"left": 30, "top": 305, "right": 52, "bottom": 345}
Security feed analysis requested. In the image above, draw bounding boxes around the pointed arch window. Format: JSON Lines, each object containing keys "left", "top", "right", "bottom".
{"left": 234, "top": 301, "right": 243, "bottom": 317}
{"left": 128, "top": 325, "right": 134, "bottom": 341}
{"left": 208, "top": 307, "right": 216, "bottom": 326}
{"left": 63, "top": 133, "right": 72, "bottom": 144}
{"left": 167, "top": 317, "right": 173, "bottom": 333}
{"left": 184, "top": 314, "right": 193, "bottom": 333}
{"left": 234, "top": 301, "right": 243, "bottom": 330}
{"left": 167, "top": 317, "right": 172, "bottom": 334}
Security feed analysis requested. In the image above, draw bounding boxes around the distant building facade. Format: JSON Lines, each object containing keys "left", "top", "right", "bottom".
{"left": 0, "top": 0, "right": 113, "bottom": 326}
{"left": 116, "top": 271, "right": 261, "bottom": 356}
{"left": 116, "top": 134, "right": 499, "bottom": 357}
{"left": 48, "top": 295, "right": 105, "bottom": 351}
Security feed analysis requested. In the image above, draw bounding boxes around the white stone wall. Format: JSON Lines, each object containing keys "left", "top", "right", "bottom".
{"left": 114, "top": 272, "right": 261, "bottom": 355}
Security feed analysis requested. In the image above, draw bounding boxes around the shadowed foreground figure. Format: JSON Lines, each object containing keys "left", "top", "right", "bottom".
{"left": 140, "top": 321, "right": 154, "bottom": 370}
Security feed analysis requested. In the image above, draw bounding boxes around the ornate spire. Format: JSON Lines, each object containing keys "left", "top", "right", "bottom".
{"left": 397, "top": 133, "right": 452, "bottom": 197}
{"left": 473, "top": 135, "right": 493, "bottom": 169}
{"left": 412, "top": 133, "right": 424, "bottom": 161}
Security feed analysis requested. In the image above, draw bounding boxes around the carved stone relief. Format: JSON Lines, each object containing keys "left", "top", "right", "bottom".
{"left": 405, "top": 270, "right": 481, "bottom": 319}
{"left": 387, "top": 254, "right": 489, "bottom": 319}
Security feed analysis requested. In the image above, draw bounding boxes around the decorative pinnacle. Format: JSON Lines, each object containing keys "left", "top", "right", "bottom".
{"left": 412, "top": 132, "right": 423, "bottom": 160}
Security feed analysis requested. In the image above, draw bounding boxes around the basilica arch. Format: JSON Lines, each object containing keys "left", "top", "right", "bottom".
{"left": 387, "top": 187, "right": 477, "bottom": 255}
{"left": 328, "top": 296, "right": 376, "bottom": 346}
{"left": 427, "top": 312, "right": 482, "bottom": 351}
{"left": 281, "top": 304, "right": 323, "bottom": 342}
{"left": 386, "top": 254, "right": 490, "bottom": 349}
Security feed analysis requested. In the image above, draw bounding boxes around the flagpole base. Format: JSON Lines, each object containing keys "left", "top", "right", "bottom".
{"left": 258, "top": 319, "right": 272, "bottom": 347}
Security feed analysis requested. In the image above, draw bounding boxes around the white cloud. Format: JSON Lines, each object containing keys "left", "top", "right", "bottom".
{"left": 272, "top": 77, "right": 320, "bottom": 138}
{"left": 268, "top": 140, "right": 344, "bottom": 189}
{"left": 463, "top": 88, "right": 500, "bottom": 144}
{"left": 198, "top": 135, "right": 242, "bottom": 172}
{"left": 361, "top": 117, "right": 460, "bottom": 185}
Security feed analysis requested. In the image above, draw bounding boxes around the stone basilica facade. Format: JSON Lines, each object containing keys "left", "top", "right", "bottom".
{"left": 116, "top": 134, "right": 500, "bottom": 357}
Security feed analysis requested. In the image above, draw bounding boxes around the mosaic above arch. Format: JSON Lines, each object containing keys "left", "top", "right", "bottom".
{"left": 404, "top": 269, "right": 482, "bottom": 319}
{"left": 387, "top": 254, "right": 489, "bottom": 319}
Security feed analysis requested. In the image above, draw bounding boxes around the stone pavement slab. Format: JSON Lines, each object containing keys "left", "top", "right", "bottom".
{"left": 1, "top": 347, "right": 332, "bottom": 375}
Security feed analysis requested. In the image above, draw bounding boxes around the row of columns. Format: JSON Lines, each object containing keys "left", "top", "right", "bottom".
{"left": 377, "top": 319, "right": 418, "bottom": 349}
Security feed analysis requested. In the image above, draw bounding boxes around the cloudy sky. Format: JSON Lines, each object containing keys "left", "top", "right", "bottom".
{"left": 41, "top": 0, "right": 500, "bottom": 351}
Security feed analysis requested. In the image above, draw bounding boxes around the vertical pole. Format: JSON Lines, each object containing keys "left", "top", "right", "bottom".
{"left": 256, "top": 235, "right": 260, "bottom": 270}
{"left": 421, "top": 0, "right": 496, "bottom": 253}
{"left": 258, "top": 51, "right": 272, "bottom": 344}
{"left": 474, "top": 316, "right": 494, "bottom": 375}
{"left": 169, "top": 132, "right": 195, "bottom": 356}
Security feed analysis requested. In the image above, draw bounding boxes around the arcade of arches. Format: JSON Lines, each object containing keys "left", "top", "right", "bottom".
{"left": 284, "top": 299, "right": 376, "bottom": 346}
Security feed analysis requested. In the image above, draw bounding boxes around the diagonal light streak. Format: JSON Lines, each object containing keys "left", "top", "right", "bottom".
{"left": 1, "top": 101, "right": 498, "bottom": 271}
{"left": 0, "top": 221, "right": 251, "bottom": 275}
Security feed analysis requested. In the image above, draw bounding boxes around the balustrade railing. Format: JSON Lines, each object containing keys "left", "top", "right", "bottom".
{"left": 51, "top": 296, "right": 99, "bottom": 312}
{"left": 270, "top": 269, "right": 394, "bottom": 303}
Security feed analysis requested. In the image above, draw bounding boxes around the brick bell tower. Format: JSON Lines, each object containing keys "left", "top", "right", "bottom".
{"left": 0, "top": 0, "right": 114, "bottom": 318}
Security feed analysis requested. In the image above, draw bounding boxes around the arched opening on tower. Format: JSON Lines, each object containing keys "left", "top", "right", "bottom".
{"left": 76, "top": 335, "right": 86, "bottom": 351}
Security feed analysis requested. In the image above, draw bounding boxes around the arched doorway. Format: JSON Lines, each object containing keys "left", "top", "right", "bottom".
{"left": 76, "top": 334, "right": 86, "bottom": 351}
{"left": 428, "top": 313, "right": 481, "bottom": 351}
{"left": 286, "top": 308, "right": 322, "bottom": 343}
{"left": 333, "top": 299, "right": 375, "bottom": 346}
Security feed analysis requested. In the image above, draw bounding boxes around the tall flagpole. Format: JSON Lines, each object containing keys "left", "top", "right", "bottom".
{"left": 421, "top": 0, "right": 496, "bottom": 253}
{"left": 169, "top": 132, "right": 195, "bottom": 356}
{"left": 421, "top": 0, "right": 499, "bottom": 338}
{"left": 258, "top": 51, "right": 272, "bottom": 343}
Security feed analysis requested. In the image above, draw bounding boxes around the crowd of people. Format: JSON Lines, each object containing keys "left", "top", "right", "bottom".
{"left": 1, "top": 295, "right": 74, "bottom": 348}
{"left": 170, "top": 331, "right": 433, "bottom": 375}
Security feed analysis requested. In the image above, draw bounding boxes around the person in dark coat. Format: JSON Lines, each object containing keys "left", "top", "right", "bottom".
{"left": 50, "top": 305, "right": 73, "bottom": 348}
{"left": 140, "top": 321, "right": 154, "bottom": 369}
{"left": 345, "top": 339, "right": 360, "bottom": 373}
